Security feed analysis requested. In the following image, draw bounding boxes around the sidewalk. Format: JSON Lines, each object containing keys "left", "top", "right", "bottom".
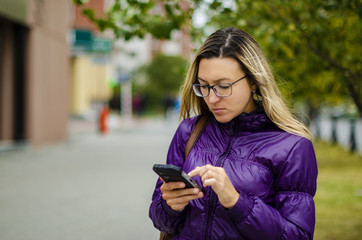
{"left": 0, "top": 116, "right": 179, "bottom": 240}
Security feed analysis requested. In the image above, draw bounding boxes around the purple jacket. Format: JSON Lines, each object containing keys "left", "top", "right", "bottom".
{"left": 149, "top": 110, "right": 318, "bottom": 239}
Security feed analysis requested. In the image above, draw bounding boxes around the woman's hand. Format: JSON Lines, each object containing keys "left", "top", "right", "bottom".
{"left": 189, "top": 164, "right": 239, "bottom": 209}
{"left": 160, "top": 179, "right": 204, "bottom": 212}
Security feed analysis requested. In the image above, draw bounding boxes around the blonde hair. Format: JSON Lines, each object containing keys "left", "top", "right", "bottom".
{"left": 180, "top": 27, "right": 312, "bottom": 140}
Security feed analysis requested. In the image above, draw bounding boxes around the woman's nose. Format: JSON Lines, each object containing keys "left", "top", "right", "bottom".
{"left": 207, "top": 88, "right": 221, "bottom": 104}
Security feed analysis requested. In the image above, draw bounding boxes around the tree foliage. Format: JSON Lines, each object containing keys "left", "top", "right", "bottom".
{"left": 73, "top": 0, "right": 362, "bottom": 117}
{"left": 133, "top": 54, "right": 188, "bottom": 112}
{"left": 203, "top": 0, "right": 362, "bottom": 117}
{"left": 73, "top": 0, "right": 198, "bottom": 40}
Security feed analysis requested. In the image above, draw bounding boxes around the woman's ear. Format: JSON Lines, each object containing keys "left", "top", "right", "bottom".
{"left": 251, "top": 84, "right": 258, "bottom": 92}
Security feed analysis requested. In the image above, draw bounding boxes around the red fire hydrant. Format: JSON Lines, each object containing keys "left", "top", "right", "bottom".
{"left": 99, "top": 105, "right": 109, "bottom": 134}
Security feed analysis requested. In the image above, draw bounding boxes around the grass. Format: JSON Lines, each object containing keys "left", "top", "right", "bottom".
{"left": 313, "top": 140, "right": 362, "bottom": 240}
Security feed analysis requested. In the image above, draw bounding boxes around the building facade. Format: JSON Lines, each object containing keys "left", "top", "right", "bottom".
{"left": 0, "top": 0, "right": 193, "bottom": 148}
{"left": 70, "top": 0, "right": 114, "bottom": 117}
{"left": 0, "top": 0, "right": 71, "bottom": 148}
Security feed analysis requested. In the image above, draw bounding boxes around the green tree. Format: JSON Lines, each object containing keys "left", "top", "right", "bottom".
{"left": 203, "top": 0, "right": 362, "bottom": 118}
{"left": 133, "top": 54, "right": 188, "bottom": 113}
{"left": 72, "top": 0, "right": 197, "bottom": 40}
{"left": 74, "top": 0, "right": 362, "bottom": 117}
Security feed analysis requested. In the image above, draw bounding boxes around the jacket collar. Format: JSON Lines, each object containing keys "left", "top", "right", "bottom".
{"left": 219, "top": 108, "right": 272, "bottom": 134}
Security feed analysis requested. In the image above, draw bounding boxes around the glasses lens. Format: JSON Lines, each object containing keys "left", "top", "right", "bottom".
{"left": 193, "top": 84, "right": 208, "bottom": 97}
{"left": 214, "top": 84, "right": 231, "bottom": 97}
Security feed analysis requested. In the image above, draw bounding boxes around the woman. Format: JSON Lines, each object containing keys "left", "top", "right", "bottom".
{"left": 149, "top": 27, "right": 318, "bottom": 240}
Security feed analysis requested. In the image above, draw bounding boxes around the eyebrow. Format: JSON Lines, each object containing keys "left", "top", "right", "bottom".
{"left": 197, "top": 77, "right": 231, "bottom": 84}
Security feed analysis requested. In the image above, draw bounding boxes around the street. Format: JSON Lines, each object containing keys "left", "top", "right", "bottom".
{"left": 0, "top": 117, "right": 179, "bottom": 240}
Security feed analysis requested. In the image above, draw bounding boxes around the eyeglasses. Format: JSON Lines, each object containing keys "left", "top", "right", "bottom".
{"left": 192, "top": 75, "right": 248, "bottom": 97}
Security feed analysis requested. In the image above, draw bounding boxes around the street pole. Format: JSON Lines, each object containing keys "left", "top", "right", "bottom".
{"left": 121, "top": 80, "right": 132, "bottom": 118}
{"left": 120, "top": 73, "right": 132, "bottom": 127}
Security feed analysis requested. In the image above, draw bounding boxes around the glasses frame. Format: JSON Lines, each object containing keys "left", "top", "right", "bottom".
{"left": 192, "top": 75, "right": 248, "bottom": 97}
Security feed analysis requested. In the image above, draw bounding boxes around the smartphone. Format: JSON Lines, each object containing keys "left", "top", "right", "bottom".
{"left": 153, "top": 164, "right": 204, "bottom": 192}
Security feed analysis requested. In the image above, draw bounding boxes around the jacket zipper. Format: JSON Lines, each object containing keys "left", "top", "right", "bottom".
{"left": 204, "top": 122, "right": 237, "bottom": 240}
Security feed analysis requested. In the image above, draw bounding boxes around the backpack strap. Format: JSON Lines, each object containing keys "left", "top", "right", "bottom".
{"left": 184, "top": 115, "right": 211, "bottom": 160}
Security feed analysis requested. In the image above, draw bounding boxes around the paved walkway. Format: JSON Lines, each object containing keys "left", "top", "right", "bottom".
{"left": 0, "top": 116, "right": 179, "bottom": 240}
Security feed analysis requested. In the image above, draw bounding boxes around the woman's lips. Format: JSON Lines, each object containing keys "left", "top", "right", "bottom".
{"left": 212, "top": 108, "right": 225, "bottom": 114}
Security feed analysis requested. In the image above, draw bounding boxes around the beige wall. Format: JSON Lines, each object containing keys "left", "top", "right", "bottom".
{"left": 25, "top": 0, "right": 71, "bottom": 146}
{"left": 70, "top": 56, "right": 112, "bottom": 116}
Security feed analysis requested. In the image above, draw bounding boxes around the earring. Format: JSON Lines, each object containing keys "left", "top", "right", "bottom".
{"left": 252, "top": 89, "right": 260, "bottom": 101}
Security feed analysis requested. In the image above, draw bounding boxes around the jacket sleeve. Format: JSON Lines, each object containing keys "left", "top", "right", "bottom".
{"left": 226, "top": 138, "right": 318, "bottom": 239}
{"left": 148, "top": 117, "right": 197, "bottom": 234}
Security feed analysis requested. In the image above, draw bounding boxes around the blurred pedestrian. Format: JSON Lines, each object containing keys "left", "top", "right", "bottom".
{"left": 99, "top": 103, "right": 109, "bottom": 134}
{"left": 149, "top": 27, "right": 318, "bottom": 239}
{"left": 133, "top": 94, "right": 146, "bottom": 117}
{"left": 163, "top": 94, "right": 176, "bottom": 120}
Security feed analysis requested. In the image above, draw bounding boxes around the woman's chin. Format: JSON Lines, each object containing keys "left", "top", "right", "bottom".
{"left": 213, "top": 115, "right": 233, "bottom": 123}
